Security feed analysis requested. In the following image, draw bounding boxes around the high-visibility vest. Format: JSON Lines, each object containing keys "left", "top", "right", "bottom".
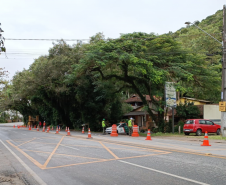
{"left": 102, "top": 121, "right": 105, "bottom": 127}
{"left": 128, "top": 120, "right": 132, "bottom": 127}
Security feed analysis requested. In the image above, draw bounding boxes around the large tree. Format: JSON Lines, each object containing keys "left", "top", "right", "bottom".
{"left": 73, "top": 32, "right": 219, "bottom": 131}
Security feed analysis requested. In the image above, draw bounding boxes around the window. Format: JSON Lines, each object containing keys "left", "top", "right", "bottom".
{"left": 186, "top": 120, "right": 194, "bottom": 124}
{"left": 206, "top": 121, "right": 213, "bottom": 125}
{"left": 199, "top": 120, "right": 206, "bottom": 124}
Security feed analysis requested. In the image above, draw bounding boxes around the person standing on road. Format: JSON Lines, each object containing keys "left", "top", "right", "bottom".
{"left": 128, "top": 117, "right": 133, "bottom": 136}
{"left": 39, "top": 121, "right": 42, "bottom": 128}
{"left": 43, "top": 121, "right": 46, "bottom": 128}
{"left": 102, "top": 119, "right": 106, "bottom": 135}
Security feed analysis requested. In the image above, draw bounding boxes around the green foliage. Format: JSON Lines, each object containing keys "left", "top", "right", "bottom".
{"left": 176, "top": 101, "right": 200, "bottom": 120}
{"left": 174, "top": 120, "right": 184, "bottom": 133}
{"left": 172, "top": 9, "right": 222, "bottom": 102}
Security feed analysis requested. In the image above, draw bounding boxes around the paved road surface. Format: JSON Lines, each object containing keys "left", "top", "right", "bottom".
{"left": 0, "top": 126, "right": 226, "bottom": 185}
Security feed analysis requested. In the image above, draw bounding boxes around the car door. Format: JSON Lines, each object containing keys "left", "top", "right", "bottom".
{"left": 198, "top": 120, "right": 206, "bottom": 133}
{"left": 118, "top": 124, "right": 125, "bottom": 133}
{"left": 206, "top": 120, "right": 215, "bottom": 133}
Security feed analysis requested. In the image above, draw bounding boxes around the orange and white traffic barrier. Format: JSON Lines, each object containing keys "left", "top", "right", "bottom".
{"left": 110, "top": 124, "right": 118, "bottom": 137}
{"left": 66, "top": 128, "right": 71, "bottom": 136}
{"left": 201, "top": 131, "right": 211, "bottom": 146}
{"left": 145, "top": 129, "right": 152, "bottom": 140}
{"left": 42, "top": 126, "right": 45, "bottom": 132}
{"left": 55, "top": 127, "right": 59, "bottom": 134}
{"left": 82, "top": 127, "right": 84, "bottom": 134}
{"left": 132, "top": 125, "right": 139, "bottom": 137}
{"left": 87, "top": 128, "right": 92, "bottom": 139}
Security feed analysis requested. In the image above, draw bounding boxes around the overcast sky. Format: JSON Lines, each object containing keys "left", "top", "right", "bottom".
{"left": 0, "top": 0, "right": 225, "bottom": 80}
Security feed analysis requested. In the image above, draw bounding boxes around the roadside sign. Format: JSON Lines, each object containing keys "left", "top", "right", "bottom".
{"left": 165, "top": 82, "right": 176, "bottom": 107}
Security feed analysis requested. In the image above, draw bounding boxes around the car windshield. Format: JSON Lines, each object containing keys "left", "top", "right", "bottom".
{"left": 186, "top": 120, "right": 194, "bottom": 124}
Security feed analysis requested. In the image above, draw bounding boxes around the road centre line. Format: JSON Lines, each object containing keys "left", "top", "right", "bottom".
{"left": 0, "top": 140, "right": 47, "bottom": 185}
{"left": 119, "top": 160, "right": 210, "bottom": 185}
{"left": 42, "top": 136, "right": 65, "bottom": 168}
{"left": 150, "top": 142, "right": 197, "bottom": 151}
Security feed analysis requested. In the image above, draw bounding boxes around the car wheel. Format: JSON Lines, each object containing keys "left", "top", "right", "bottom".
{"left": 196, "top": 129, "right": 202, "bottom": 136}
{"left": 216, "top": 129, "right": 221, "bottom": 135}
{"left": 184, "top": 132, "right": 190, "bottom": 135}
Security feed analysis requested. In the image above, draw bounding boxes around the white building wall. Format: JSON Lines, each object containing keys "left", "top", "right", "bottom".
{"left": 203, "top": 105, "right": 221, "bottom": 119}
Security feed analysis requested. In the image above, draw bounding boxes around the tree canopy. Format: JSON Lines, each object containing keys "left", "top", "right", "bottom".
{"left": 0, "top": 9, "right": 223, "bottom": 130}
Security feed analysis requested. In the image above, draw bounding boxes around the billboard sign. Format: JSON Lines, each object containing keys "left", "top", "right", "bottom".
{"left": 165, "top": 82, "right": 176, "bottom": 107}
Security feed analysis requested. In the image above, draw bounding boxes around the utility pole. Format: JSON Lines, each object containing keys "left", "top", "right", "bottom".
{"left": 221, "top": 5, "right": 226, "bottom": 137}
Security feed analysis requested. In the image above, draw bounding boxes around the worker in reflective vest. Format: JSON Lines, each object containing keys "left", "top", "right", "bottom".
{"left": 102, "top": 119, "right": 106, "bottom": 135}
{"left": 128, "top": 118, "right": 133, "bottom": 136}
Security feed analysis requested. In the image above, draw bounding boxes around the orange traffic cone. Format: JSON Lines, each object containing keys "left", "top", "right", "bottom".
{"left": 55, "top": 127, "right": 59, "bottom": 134}
{"left": 13, "top": 125, "right": 15, "bottom": 128}
{"left": 87, "top": 128, "right": 92, "bottom": 139}
{"left": 65, "top": 127, "right": 68, "bottom": 132}
{"left": 82, "top": 127, "right": 84, "bottom": 134}
{"left": 46, "top": 127, "right": 49, "bottom": 133}
{"left": 131, "top": 125, "right": 139, "bottom": 137}
{"left": 42, "top": 126, "right": 45, "bottom": 132}
{"left": 66, "top": 128, "right": 71, "bottom": 136}
{"left": 37, "top": 126, "right": 39, "bottom": 131}
{"left": 201, "top": 131, "right": 211, "bottom": 146}
{"left": 29, "top": 125, "right": 31, "bottom": 130}
{"left": 52, "top": 126, "right": 53, "bottom": 131}
{"left": 145, "top": 129, "right": 152, "bottom": 140}
{"left": 59, "top": 126, "right": 60, "bottom": 132}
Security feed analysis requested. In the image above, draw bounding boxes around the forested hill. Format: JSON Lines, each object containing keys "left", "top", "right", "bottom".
{"left": 169, "top": 9, "right": 223, "bottom": 102}
{"left": 174, "top": 9, "right": 222, "bottom": 63}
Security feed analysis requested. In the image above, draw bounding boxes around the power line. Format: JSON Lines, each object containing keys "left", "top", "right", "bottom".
{"left": 4, "top": 33, "right": 222, "bottom": 41}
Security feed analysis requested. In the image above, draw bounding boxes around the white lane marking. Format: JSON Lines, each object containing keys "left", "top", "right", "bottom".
{"left": 0, "top": 140, "right": 47, "bottom": 185}
{"left": 119, "top": 160, "right": 210, "bottom": 185}
{"left": 60, "top": 144, "right": 80, "bottom": 150}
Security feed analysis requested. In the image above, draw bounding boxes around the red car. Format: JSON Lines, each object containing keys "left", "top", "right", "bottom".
{"left": 183, "top": 119, "right": 221, "bottom": 136}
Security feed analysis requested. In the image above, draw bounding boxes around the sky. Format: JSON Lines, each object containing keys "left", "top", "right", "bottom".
{"left": 0, "top": 0, "right": 225, "bottom": 80}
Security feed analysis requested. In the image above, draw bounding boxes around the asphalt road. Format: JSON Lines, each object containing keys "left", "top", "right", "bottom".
{"left": 0, "top": 125, "right": 226, "bottom": 185}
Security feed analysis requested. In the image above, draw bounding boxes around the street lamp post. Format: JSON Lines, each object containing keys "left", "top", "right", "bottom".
{"left": 185, "top": 5, "right": 226, "bottom": 137}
